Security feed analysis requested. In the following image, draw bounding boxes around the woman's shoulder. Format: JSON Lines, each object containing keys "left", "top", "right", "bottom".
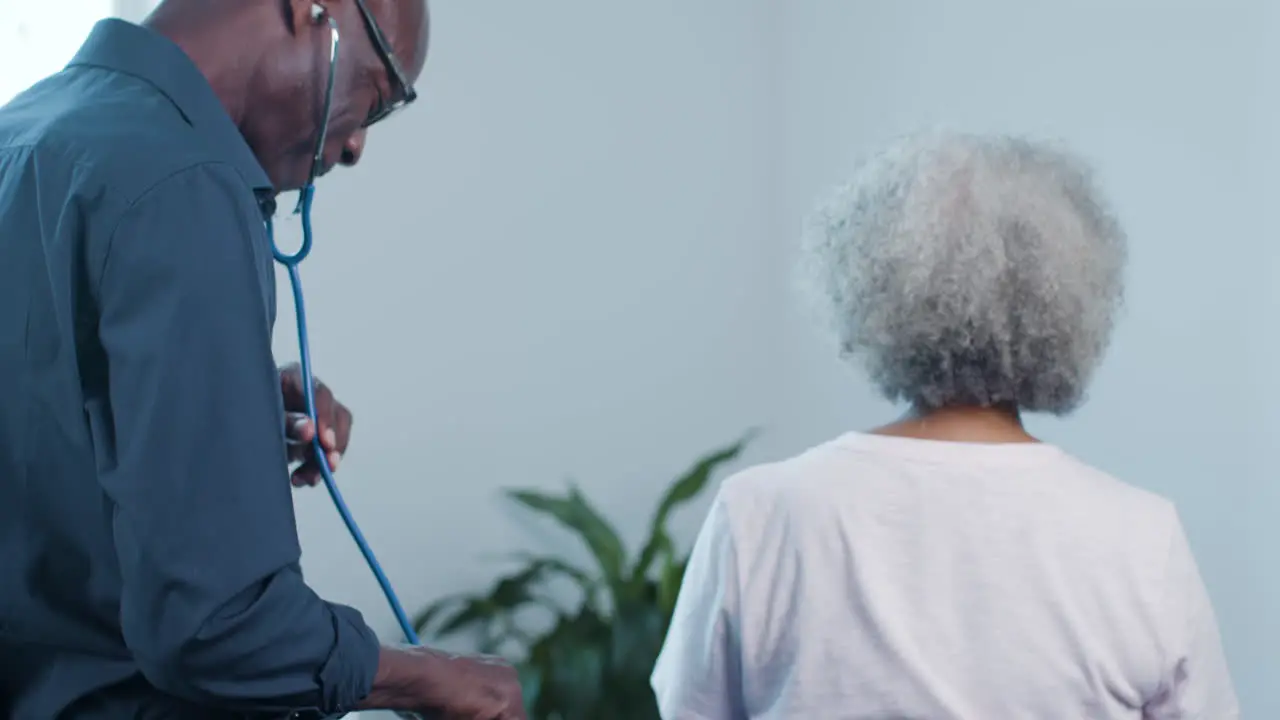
{"left": 714, "top": 431, "right": 1180, "bottom": 531}
{"left": 1040, "top": 448, "right": 1181, "bottom": 521}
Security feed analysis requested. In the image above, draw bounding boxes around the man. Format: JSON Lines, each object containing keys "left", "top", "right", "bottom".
{"left": 0, "top": 1, "right": 525, "bottom": 718}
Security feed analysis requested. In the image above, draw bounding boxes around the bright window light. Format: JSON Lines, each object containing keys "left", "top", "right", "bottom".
{"left": 0, "top": 1, "right": 114, "bottom": 106}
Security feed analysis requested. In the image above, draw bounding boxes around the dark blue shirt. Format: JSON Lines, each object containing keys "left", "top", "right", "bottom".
{"left": 0, "top": 19, "right": 380, "bottom": 719}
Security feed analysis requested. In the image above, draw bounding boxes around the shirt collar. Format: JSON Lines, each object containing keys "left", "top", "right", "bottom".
{"left": 68, "top": 19, "right": 275, "bottom": 199}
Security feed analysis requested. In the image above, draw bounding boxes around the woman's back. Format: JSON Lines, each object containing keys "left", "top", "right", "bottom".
{"left": 652, "top": 131, "right": 1236, "bottom": 719}
{"left": 652, "top": 432, "right": 1237, "bottom": 719}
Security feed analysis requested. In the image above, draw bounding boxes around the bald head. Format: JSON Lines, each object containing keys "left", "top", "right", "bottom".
{"left": 145, "top": 0, "right": 431, "bottom": 190}
{"left": 368, "top": 0, "right": 430, "bottom": 85}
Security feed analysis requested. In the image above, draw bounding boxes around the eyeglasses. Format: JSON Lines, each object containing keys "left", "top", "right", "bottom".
{"left": 352, "top": 0, "right": 418, "bottom": 127}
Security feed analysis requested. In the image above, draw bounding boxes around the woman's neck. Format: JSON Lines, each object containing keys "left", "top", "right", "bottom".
{"left": 871, "top": 404, "right": 1039, "bottom": 444}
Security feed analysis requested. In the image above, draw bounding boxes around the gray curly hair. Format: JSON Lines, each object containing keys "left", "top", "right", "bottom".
{"left": 799, "top": 130, "right": 1127, "bottom": 415}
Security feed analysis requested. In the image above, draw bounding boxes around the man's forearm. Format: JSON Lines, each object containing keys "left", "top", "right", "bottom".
{"left": 358, "top": 645, "right": 455, "bottom": 712}
{"left": 357, "top": 644, "right": 527, "bottom": 717}
{"left": 359, "top": 647, "right": 426, "bottom": 710}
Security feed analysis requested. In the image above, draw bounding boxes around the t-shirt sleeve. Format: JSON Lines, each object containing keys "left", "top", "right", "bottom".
{"left": 650, "top": 490, "right": 746, "bottom": 720}
{"left": 1143, "top": 513, "right": 1239, "bottom": 719}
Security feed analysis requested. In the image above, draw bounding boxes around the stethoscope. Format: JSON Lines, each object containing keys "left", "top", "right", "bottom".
{"left": 265, "top": 6, "right": 420, "bottom": 646}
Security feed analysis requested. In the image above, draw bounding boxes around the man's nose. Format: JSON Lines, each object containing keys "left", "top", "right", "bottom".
{"left": 340, "top": 129, "right": 367, "bottom": 167}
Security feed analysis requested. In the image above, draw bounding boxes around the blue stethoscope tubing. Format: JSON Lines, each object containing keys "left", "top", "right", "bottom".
{"left": 266, "top": 10, "right": 420, "bottom": 647}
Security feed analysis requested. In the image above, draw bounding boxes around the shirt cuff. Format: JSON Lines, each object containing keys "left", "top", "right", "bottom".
{"left": 316, "top": 603, "right": 381, "bottom": 716}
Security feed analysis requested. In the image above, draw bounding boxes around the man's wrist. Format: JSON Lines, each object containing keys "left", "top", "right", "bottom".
{"left": 357, "top": 646, "right": 435, "bottom": 711}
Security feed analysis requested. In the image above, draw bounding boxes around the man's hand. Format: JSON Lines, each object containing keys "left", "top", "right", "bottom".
{"left": 280, "top": 363, "right": 353, "bottom": 487}
{"left": 421, "top": 650, "right": 527, "bottom": 720}
{"left": 363, "top": 646, "right": 527, "bottom": 719}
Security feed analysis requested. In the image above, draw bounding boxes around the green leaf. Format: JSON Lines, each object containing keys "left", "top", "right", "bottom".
{"left": 435, "top": 597, "right": 501, "bottom": 637}
{"left": 487, "top": 561, "right": 548, "bottom": 607}
{"left": 506, "top": 552, "right": 604, "bottom": 614}
{"left": 619, "top": 530, "right": 673, "bottom": 606}
{"left": 505, "top": 552, "right": 595, "bottom": 588}
{"left": 516, "top": 664, "right": 543, "bottom": 714}
{"left": 422, "top": 559, "right": 558, "bottom": 640}
{"left": 657, "top": 555, "right": 687, "bottom": 623}
{"left": 507, "top": 485, "right": 628, "bottom": 584}
{"left": 411, "top": 593, "right": 468, "bottom": 635}
{"left": 528, "top": 609, "right": 612, "bottom": 720}
{"left": 609, "top": 592, "right": 667, "bottom": 682}
{"left": 413, "top": 434, "right": 757, "bottom": 719}
{"left": 632, "top": 431, "right": 755, "bottom": 580}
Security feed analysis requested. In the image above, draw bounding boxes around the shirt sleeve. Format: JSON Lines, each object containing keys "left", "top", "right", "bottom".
{"left": 650, "top": 490, "right": 746, "bottom": 720}
{"left": 1143, "top": 513, "right": 1239, "bottom": 719}
{"left": 96, "top": 162, "right": 379, "bottom": 715}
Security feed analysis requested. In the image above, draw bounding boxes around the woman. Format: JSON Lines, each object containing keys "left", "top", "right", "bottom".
{"left": 650, "top": 131, "right": 1237, "bottom": 719}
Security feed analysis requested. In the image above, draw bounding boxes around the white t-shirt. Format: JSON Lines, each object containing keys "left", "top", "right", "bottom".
{"left": 651, "top": 432, "right": 1238, "bottom": 720}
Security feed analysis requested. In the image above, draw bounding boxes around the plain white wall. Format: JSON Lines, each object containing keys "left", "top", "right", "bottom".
{"left": 0, "top": 0, "right": 113, "bottom": 105}
{"left": 774, "top": 1, "right": 1277, "bottom": 715}
{"left": 93, "top": 0, "right": 1277, "bottom": 716}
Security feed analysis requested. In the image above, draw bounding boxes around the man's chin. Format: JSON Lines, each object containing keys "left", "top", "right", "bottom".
{"left": 279, "top": 166, "right": 335, "bottom": 193}
{"left": 266, "top": 170, "right": 306, "bottom": 195}
{"left": 269, "top": 159, "right": 323, "bottom": 194}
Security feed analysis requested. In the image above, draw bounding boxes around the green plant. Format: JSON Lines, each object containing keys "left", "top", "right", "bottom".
{"left": 413, "top": 432, "right": 754, "bottom": 720}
